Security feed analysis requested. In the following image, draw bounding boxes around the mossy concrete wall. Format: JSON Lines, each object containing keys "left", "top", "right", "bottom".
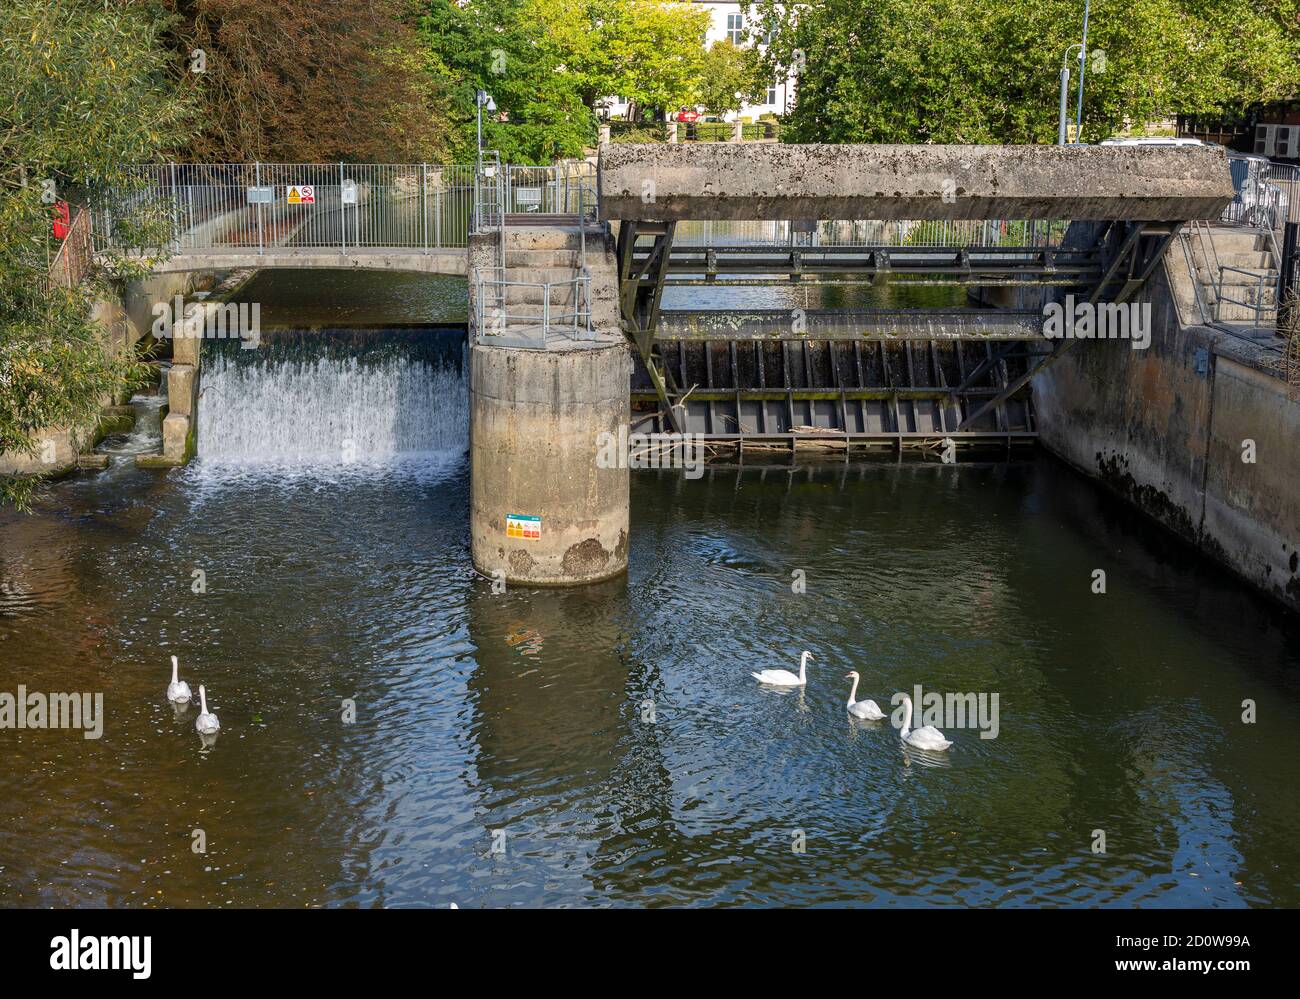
{"left": 1034, "top": 243, "right": 1300, "bottom": 611}
{"left": 0, "top": 271, "right": 199, "bottom": 477}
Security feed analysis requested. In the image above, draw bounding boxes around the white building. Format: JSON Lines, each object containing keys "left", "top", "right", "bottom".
{"left": 601, "top": 2, "right": 795, "bottom": 123}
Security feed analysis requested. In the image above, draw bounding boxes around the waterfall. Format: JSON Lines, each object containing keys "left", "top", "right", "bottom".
{"left": 196, "top": 328, "right": 467, "bottom": 468}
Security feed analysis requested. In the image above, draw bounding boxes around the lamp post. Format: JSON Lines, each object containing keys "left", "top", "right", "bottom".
{"left": 1057, "top": 0, "right": 1092, "bottom": 145}
{"left": 1074, "top": 0, "right": 1091, "bottom": 143}
{"left": 476, "top": 89, "right": 496, "bottom": 163}
{"left": 1050, "top": 45, "right": 1081, "bottom": 144}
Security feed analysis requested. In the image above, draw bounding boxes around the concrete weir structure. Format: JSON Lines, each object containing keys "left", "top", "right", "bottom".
{"left": 598, "top": 143, "right": 1234, "bottom": 222}
{"left": 468, "top": 223, "right": 631, "bottom": 586}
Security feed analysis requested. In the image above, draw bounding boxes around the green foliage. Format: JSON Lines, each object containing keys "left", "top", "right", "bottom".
{"left": 0, "top": 0, "right": 191, "bottom": 508}
{"left": 418, "top": 0, "right": 712, "bottom": 162}
{"left": 757, "top": 0, "right": 1300, "bottom": 144}
{"left": 696, "top": 40, "right": 768, "bottom": 117}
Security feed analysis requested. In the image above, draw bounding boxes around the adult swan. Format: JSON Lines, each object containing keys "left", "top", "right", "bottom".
{"left": 898, "top": 693, "right": 952, "bottom": 751}
{"left": 844, "top": 672, "right": 884, "bottom": 720}
{"left": 752, "top": 650, "right": 812, "bottom": 687}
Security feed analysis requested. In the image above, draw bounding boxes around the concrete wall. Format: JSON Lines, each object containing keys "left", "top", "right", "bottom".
{"left": 1034, "top": 240, "right": 1300, "bottom": 611}
{"left": 0, "top": 271, "right": 199, "bottom": 477}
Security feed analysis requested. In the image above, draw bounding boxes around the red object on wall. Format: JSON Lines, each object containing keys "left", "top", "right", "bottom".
{"left": 52, "top": 199, "right": 71, "bottom": 241}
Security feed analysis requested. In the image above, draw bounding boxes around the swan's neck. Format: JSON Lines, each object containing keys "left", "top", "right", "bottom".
{"left": 798, "top": 654, "right": 808, "bottom": 682}
{"left": 171, "top": 658, "right": 178, "bottom": 685}
{"left": 199, "top": 689, "right": 208, "bottom": 714}
{"left": 901, "top": 698, "right": 913, "bottom": 737}
{"left": 847, "top": 675, "right": 859, "bottom": 704}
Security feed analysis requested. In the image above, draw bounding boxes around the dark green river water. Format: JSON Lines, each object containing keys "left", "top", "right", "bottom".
{"left": 1, "top": 271, "right": 1298, "bottom": 908}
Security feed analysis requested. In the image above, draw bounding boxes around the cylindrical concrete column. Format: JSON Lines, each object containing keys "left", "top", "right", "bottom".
{"left": 471, "top": 341, "right": 630, "bottom": 585}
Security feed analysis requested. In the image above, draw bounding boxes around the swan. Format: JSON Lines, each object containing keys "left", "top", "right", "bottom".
{"left": 844, "top": 672, "right": 885, "bottom": 720}
{"left": 898, "top": 693, "right": 952, "bottom": 751}
{"left": 166, "top": 655, "right": 192, "bottom": 704}
{"left": 752, "top": 650, "right": 811, "bottom": 687}
{"left": 195, "top": 685, "right": 220, "bottom": 736}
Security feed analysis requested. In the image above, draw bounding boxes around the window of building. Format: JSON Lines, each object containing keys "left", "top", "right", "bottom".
{"left": 727, "top": 13, "right": 745, "bottom": 45}
{"left": 767, "top": 85, "right": 778, "bottom": 106}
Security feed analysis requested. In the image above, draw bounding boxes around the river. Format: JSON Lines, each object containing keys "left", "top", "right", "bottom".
{"left": 1, "top": 270, "right": 1299, "bottom": 908}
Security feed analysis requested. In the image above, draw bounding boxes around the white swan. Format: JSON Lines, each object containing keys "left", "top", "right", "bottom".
{"left": 898, "top": 693, "right": 952, "bottom": 751}
{"left": 752, "top": 650, "right": 811, "bottom": 687}
{"left": 845, "top": 672, "right": 885, "bottom": 720}
{"left": 195, "top": 685, "right": 220, "bottom": 736}
{"left": 166, "top": 655, "right": 192, "bottom": 704}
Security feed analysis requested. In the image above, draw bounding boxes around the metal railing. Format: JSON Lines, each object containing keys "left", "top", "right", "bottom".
{"left": 473, "top": 272, "right": 593, "bottom": 345}
{"left": 471, "top": 158, "right": 600, "bottom": 348}
{"left": 48, "top": 206, "right": 93, "bottom": 289}
{"left": 1184, "top": 219, "right": 1280, "bottom": 327}
{"left": 93, "top": 163, "right": 476, "bottom": 253}
{"left": 1222, "top": 154, "right": 1298, "bottom": 230}
{"left": 670, "top": 217, "right": 1068, "bottom": 248}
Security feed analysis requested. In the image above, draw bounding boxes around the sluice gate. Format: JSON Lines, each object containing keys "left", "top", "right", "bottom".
{"left": 605, "top": 143, "right": 1234, "bottom": 450}
{"left": 631, "top": 317, "right": 1042, "bottom": 449}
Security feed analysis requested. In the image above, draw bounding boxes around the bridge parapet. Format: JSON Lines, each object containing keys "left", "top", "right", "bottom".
{"left": 598, "top": 144, "right": 1235, "bottom": 223}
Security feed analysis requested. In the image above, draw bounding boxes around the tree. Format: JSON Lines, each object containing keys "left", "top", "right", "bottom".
{"left": 0, "top": 0, "right": 191, "bottom": 508}
{"left": 696, "top": 39, "right": 768, "bottom": 117}
{"left": 151, "top": 0, "right": 457, "bottom": 162}
{"left": 757, "top": 0, "right": 1300, "bottom": 144}
{"left": 418, "top": 0, "right": 712, "bottom": 162}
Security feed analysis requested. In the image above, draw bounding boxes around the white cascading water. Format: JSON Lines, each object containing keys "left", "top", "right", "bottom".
{"left": 196, "top": 341, "right": 467, "bottom": 468}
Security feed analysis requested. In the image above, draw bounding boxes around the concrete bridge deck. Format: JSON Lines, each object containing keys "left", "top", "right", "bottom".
{"left": 599, "top": 143, "right": 1235, "bottom": 222}
{"left": 138, "top": 247, "right": 467, "bottom": 275}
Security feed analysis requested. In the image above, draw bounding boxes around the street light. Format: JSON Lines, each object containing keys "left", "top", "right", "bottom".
{"left": 1057, "top": 0, "right": 1091, "bottom": 145}
{"left": 476, "top": 89, "right": 497, "bottom": 162}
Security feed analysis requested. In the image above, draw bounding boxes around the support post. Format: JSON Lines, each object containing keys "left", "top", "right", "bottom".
{"left": 255, "top": 161, "right": 264, "bottom": 256}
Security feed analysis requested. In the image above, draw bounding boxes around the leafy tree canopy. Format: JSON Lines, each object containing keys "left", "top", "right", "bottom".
{"left": 419, "top": 0, "right": 712, "bottom": 162}
{"left": 757, "top": 0, "right": 1300, "bottom": 143}
{"left": 1, "top": 0, "right": 191, "bottom": 508}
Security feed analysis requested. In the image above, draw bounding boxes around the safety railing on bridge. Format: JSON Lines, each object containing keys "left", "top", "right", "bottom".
{"left": 471, "top": 157, "right": 599, "bottom": 348}
{"left": 93, "top": 163, "right": 476, "bottom": 253}
{"left": 1222, "top": 154, "right": 1298, "bottom": 231}
{"left": 670, "top": 217, "right": 1069, "bottom": 248}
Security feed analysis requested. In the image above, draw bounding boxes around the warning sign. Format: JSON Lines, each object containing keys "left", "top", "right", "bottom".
{"left": 506, "top": 514, "right": 541, "bottom": 540}
{"left": 286, "top": 185, "right": 316, "bottom": 204}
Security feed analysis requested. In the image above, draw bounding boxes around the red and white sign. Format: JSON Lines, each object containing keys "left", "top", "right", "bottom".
{"left": 286, "top": 185, "right": 316, "bottom": 204}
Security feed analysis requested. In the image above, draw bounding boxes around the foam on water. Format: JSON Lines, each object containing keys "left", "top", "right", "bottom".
{"left": 195, "top": 332, "right": 467, "bottom": 479}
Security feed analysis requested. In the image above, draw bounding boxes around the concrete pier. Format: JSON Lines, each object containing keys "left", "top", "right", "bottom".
{"left": 468, "top": 222, "right": 631, "bottom": 586}
{"left": 470, "top": 340, "right": 630, "bottom": 585}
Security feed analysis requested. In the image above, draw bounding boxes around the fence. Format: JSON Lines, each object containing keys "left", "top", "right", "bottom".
{"left": 48, "top": 207, "right": 94, "bottom": 290}
{"left": 94, "top": 163, "right": 477, "bottom": 253}
{"left": 670, "top": 217, "right": 1068, "bottom": 248}
{"left": 472, "top": 156, "right": 599, "bottom": 348}
{"left": 1222, "top": 154, "right": 1298, "bottom": 230}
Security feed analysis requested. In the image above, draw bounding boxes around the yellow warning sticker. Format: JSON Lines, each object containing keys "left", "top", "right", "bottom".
{"left": 506, "top": 514, "right": 541, "bottom": 540}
